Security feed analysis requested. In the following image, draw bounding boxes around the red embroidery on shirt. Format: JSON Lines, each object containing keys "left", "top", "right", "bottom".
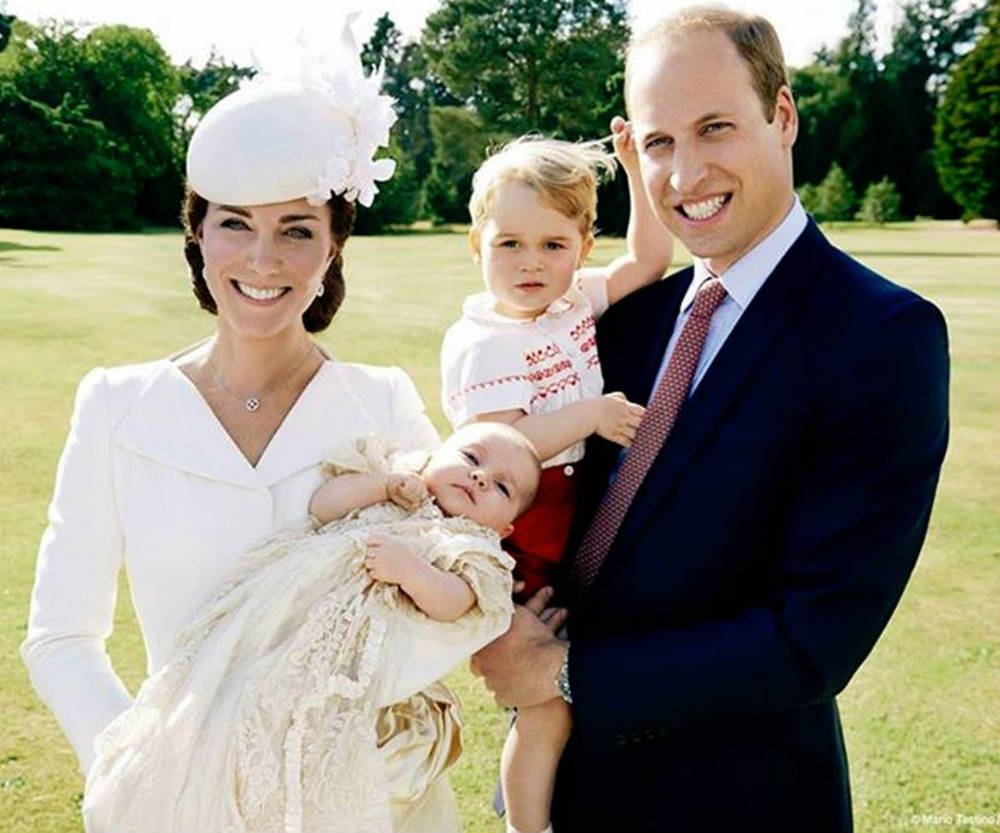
{"left": 447, "top": 301, "right": 603, "bottom": 415}
{"left": 569, "top": 316, "right": 596, "bottom": 342}
{"left": 448, "top": 374, "right": 532, "bottom": 403}
{"left": 524, "top": 344, "right": 563, "bottom": 366}
{"left": 530, "top": 374, "right": 582, "bottom": 404}
{"left": 528, "top": 358, "right": 573, "bottom": 383}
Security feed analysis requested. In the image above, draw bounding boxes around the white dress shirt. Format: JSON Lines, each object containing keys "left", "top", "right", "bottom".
{"left": 650, "top": 197, "right": 808, "bottom": 398}
{"left": 21, "top": 358, "right": 439, "bottom": 774}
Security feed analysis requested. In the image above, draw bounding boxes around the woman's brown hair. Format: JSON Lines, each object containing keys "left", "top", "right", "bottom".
{"left": 181, "top": 188, "right": 356, "bottom": 333}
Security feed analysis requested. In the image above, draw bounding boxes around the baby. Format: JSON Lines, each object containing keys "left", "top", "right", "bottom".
{"left": 310, "top": 422, "right": 539, "bottom": 623}
{"left": 84, "top": 423, "right": 541, "bottom": 833}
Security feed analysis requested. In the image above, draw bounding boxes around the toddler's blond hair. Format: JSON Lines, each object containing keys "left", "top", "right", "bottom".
{"left": 468, "top": 136, "right": 616, "bottom": 250}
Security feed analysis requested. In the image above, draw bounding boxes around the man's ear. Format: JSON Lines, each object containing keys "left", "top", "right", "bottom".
{"left": 774, "top": 85, "right": 798, "bottom": 148}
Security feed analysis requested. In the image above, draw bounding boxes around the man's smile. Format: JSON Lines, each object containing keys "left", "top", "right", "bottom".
{"left": 675, "top": 193, "right": 731, "bottom": 221}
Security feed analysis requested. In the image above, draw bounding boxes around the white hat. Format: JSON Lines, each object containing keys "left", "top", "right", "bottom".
{"left": 186, "top": 23, "right": 396, "bottom": 208}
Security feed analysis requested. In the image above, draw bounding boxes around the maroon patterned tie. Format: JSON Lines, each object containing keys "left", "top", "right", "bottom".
{"left": 571, "top": 278, "right": 728, "bottom": 593}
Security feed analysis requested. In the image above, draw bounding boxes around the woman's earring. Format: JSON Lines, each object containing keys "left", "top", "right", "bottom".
{"left": 316, "top": 283, "right": 325, "bottom": 298}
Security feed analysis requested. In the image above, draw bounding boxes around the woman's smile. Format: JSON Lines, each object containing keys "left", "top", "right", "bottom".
{"left": 231, "top": 280, "right": 291, "bottom": 303}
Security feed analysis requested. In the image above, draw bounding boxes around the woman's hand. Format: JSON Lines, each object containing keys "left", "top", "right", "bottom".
{"left": 385, "top": 473, "right": 428, "bottom": 512}
{"left": 595, "top": 392, "right": 646, "bottom": 448}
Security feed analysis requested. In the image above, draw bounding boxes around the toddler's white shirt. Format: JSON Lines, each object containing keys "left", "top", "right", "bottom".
{"left": 440, "top": 273, "right": 609, "bottom": 467}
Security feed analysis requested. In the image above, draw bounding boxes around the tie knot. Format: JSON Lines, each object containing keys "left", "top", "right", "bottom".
{"left": 689, "top": 277, "right": 727, "bottom": 320}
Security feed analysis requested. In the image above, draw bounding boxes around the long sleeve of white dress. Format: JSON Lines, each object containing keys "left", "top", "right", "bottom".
{"left": 20, "top": 369, "right": 133, "bottom": 774}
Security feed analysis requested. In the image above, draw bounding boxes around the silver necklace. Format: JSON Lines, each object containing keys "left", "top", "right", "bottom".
{"left": 207, "top": 344, "right": 318, "bottom": 413}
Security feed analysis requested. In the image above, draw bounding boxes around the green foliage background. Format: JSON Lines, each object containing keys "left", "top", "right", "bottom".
{"left": 1, "top": 0, "right": 996, "bottom": 231}
{"left": 2, "top": 220, "right": 999, "bottom": 832}
{"left": 934, "top": 0, "right": 1000, "bottom": 223}
{"left": 0, "top": 19, "right": 179, "bottom": 229}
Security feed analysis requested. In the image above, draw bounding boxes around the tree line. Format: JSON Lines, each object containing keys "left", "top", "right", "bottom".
{"left": 0, "top": 0, "right": 996, "bottom": 233}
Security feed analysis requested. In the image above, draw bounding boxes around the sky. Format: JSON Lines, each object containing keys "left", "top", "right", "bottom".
{"left": 7, "top": 0, "right": 901, "bottom": 69}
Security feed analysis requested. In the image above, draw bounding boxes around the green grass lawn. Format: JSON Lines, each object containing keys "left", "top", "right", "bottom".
{"left": 2, "top": 221, "right": 998, "bottom": 832}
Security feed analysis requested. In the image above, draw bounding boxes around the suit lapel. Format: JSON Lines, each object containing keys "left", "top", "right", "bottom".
{"left": 602, "top": 222, "right": 829, "bottom": 577}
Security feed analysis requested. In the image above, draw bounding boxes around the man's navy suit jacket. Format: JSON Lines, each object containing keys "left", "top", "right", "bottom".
{"left": 551, "top": 220, "right": 950, "bottom": 833}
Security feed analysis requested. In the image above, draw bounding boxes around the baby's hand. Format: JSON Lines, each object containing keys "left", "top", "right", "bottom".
{"left": 595, "top": 392, "right": 645, "bottom": 447}
{"left": 386, "top": 473, "right": 428, "bottom": 512}
{"left": 610, "top": 115, "right": 639, "bottom": 178}
{"left": 364, "top": 533, "right": 421, "bottom": 586}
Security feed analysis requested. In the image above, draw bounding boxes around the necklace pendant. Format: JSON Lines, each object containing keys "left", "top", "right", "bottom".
{"left": 244, "top": 397, "right": 261, "bottom": 413}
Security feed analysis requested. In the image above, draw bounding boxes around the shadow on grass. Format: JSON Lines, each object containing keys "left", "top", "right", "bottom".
{"left": 134, "top": 226, "right": 183, "bottom": 235}
{"left": 0, "top": 241, "right": 61, "bottom": 253}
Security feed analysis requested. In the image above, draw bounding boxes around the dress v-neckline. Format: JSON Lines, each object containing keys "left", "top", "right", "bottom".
{"left": 167, "top": 358, "right": 332, "bottom": 475}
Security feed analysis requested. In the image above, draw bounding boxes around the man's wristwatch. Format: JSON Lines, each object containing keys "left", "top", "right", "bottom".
{"left": 556, "top": 646, "right": 573, "bottom": 704}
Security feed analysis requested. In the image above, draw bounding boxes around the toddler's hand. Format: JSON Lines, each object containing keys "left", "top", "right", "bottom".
{"left": 386, "top": 473, "right": 428, "bottom": 512}
{"left": 364, "top": 533, "right": 421, "bottom": 586}
{"left": 595, "top": 392, "right": 645, "bottom": 447}
{"left": 610, "top": 115, "right": 640, "bottom": 178}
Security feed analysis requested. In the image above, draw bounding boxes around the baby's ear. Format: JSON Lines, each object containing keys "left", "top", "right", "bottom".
{"left": 578, "top": 233, "right": 595, "bottom": 265}
{"left": 498, "top": 522, "right": 515, "bottom": 539}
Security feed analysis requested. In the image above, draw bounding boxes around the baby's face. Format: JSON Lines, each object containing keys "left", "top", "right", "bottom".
{"left": 424, "top": 426, "right": 539, "bottom": 536}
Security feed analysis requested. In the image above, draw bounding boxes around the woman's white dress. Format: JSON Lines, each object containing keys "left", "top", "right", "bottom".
{"left": 20, "top": 358, "right": 482, "bottom": 831}
{"left": 83, "top": 438, "right": 514, "bottom": 833}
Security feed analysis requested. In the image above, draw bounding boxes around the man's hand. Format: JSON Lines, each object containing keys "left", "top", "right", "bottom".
{"left": 386, "top": 473, "right": 428, "bottom": 512}
{"left": 471, "top": 587, "right": 569, "bottom": 708}
{"left": 364, "top": 533, "right": 422, "bottom": 585}
{"left": 595, "top": 392, "right": 646, "bottom": 448}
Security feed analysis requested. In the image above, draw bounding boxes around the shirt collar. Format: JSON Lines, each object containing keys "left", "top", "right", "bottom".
{"left": 682, "top": 195, "right": 808, "bottom": 314}
{"left": 461, "top": 289, "right": 577, "bottom": 326}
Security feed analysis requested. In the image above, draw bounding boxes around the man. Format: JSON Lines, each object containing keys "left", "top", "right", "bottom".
{"left": 471, "top": 7, "right": 949, "bottom": 832}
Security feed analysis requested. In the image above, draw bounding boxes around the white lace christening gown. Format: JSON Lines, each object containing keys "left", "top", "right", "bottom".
{"left": 83, "top": 439, "right": 515, "bottom": 833}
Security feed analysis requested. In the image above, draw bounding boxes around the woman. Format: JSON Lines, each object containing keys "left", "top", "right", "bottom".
{"left": 21, "top": 31, "right": 459, "bottom": 832}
